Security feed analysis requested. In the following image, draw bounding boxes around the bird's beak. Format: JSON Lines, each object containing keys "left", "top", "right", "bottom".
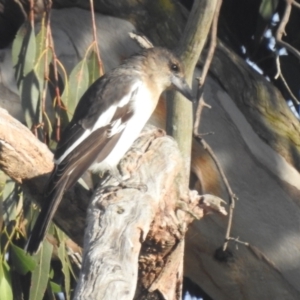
{"left": 171, "top": 75, "right": 195, "bottom": 102}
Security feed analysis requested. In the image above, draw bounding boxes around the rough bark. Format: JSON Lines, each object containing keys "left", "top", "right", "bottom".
{"left": 73, "top": 127, "right": 224, "bottom": 299}
{"left": 73, "top": 128, "right": 190, "bottom": 300}
{"left": 0, "top": 108, "right": 53, "bottom": 182}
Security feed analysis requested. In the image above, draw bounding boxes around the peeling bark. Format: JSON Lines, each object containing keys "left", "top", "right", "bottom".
{"left": 73, "top": 128, "right": 222, "bottom": 299}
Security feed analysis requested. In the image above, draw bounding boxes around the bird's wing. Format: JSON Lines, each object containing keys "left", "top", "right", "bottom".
{"left": 54, "top": 73, "right": 139, "bottom": 163}
{"left": 26, "top": 73, "right": 140, "bottom": 254}
{"left": 52, "top": 71, "right": 141, "bottom": 190}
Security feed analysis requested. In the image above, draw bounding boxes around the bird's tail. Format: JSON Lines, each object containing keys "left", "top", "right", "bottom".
{"left": 25, "top": 177, "right": 68, "bottom": 254}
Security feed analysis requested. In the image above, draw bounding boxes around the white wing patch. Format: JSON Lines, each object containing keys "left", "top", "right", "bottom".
{"left": 54, "top": 129, "right": 92, "bottom": 164}
{"left": 108, "top": 118, "right": 126, "bottom": 138}
{"left": 54, "top": 81, "right": 141, "bottom": 165}
{"left": 92, "top": 104, "right": 116, "bottom": 131}
{"left": 118, "top": 81, "right": 140, "bottom": 107}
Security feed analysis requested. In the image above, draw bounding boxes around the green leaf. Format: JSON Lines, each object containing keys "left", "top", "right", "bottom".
{"left": 35, "top": 17, "right": 47, "bottom": 63}
{"left": 56, "top": 227, "right": 71, "bottom": 300}
{"left": 0, "top": 261, "right": 13, "bottom": 300}
{"left": 12, "top": 22, "right": 46, "bottom": 130}
{"left": 259, "top": 0, "right": 279, "bottom": 20}
{"left": 49, "top": 281, "right": 62, "bottom": 293}
{"left": 29, "top": 240, "right": 53, "bottom": 300}
{"left": 19, "top": 70, "right": 41, "bottom": 129}
{"left": 11, "top": 244, "right": 36, "bottom": 275}
{"left": 0, "top": 172, "right": 4, "bottom": 230}
{"left": 35, "top": 22, "right": 53, "bottom": 94}
{"left": 87, "top": 49, "right": 102, "bottom": 86}
{"left": 1, "top": 177, "right": 18, "bottom": 223}
{"left": 61, "top": 59, "right": 89, "bottom": 119}
{"left": 12, "top": 22, "right": 36, "bottom": 82}
{"left": 0, "top": 171, "right": 6, "bottom": 193}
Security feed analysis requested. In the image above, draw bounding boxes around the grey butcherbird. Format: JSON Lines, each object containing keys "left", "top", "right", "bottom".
{"left": 25, "top": 47, "right": 194, "bottom": 254}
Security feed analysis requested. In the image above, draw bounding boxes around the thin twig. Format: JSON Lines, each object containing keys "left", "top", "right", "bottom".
{"left": 200, "top": 140, "right": 237, "bottom": 206}
{"left": 225, "top": 237, "right": 249, "bottom": 247}
{"left": 193, "top": 95, "right": 211, "bottom": 136}
{"left": 274, "top": 0, "right": 300, "bottom": 105}
{"left": 29, "top": 0, "right": 34, "bottom": 26}
{"left": 48, "top": 28, "right": 64, "bottom": 141}
{"left": 274, "top": 54, "right": 281, "bottom": 79}
{"left": 199, "top": 140, "right": 238, "bottom": 251}
{"left": 275, "top": 0, "right": 300, "bottom": 60}
{"left": 198, "top": 0, "right": 222, "bottom": 87}
{"left": 89, "top": 0, "right": 104, "bottom": 76}
{"left": 13, "top": 0, "right": 27, "bottom": 19}
{"left": 41, "top": 5, "right": 52, "bottom": 143}
{"left": 192, "top": 0, "right": 237, "bottom": 252}
{"left": 291, "top": 0, "right": 300, "bottom": 9}
{"left": 193, "top": 0, "right": 221, "bottom": 134}
{"left": 279, "top": 73, "right": 300, "bottom": 106}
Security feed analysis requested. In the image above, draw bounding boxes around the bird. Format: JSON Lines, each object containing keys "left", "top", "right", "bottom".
{"left": 25, "top": 47, "right": 194, "bottom": 254}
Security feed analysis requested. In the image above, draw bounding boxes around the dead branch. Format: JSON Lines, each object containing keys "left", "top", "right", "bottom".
{"left": 275, "top": 0, "right": 300, "bottom": 59}
{"left": 73, "top": 127, "right": 220, "bottom": 300}
{"left": 193, "top": 96, "right": 212, "bottom": 137}
{"left": 291, "top": 0, "right": 300, "bottom": 9}
{"left": 279, "top": 71, "right": 300, "bottom": 106}
{"left": 193, "top": 0, "right": 221, "bottom": 134}
{"left": 0, "top": 108, "right": 53, "bottom": 182}
{"left": 198, "top": 0, "right": 222, "bottom": 88}
{"left": 199, "top": 139, "right": 238, "bottom": 251}
{"left": 274, "top": 0, "right": 300, "bottom": 105}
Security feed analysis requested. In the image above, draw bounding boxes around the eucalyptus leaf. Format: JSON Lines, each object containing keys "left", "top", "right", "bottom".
{"left": 50, "top": 281, "right": 62, "bottom": 293}
{"left": 35, "top": 17, "right": 48, "bottom": 63}
{"left": 0, "top": 261, "right": 13, "bottom": 300}
{"left": 12, "top": 22, "right": 36, "bottom": 83}
{"left": 87, "top": 49, "right": 102, "bottom": 86}
{"left": 259, "top": 0, "right": 279, "bottom": 20}
{"left": 35, "top": 21, "right": 53, "bottom": 95}
{"left": 56, "top": 228, "right": 71, "bottom": 300}
{"left": 1, "top": 177, "right": 17, "bottom": 223}
{"left": 29, "top": 241, "right": 53, "bottom": 300}
{"left": 62, "top": 59, "right": 89, "bottom": 119}
{"left": 19, "top": 70, "right": 41, "bottom": 129}
{"left": 0, "top": 171, "right": 5, "bottom": 226}
{"left": 11, "top": 244, "right": 36, "bottom": 275}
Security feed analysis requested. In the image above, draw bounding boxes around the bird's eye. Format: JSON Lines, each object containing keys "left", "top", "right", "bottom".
{"left": 171, "top": 63, "right": 179, "bottom": 73}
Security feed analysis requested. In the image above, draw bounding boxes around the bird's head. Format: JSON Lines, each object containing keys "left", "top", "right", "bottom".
{"left": 142, "top": 47, "right": 195, "bottom": 102}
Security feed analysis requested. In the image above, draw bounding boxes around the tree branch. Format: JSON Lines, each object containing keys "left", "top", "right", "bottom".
{"left": 73, "top": 127, "right": 223, "bottom": 299}
{"left": 167, "top": 0, "right": 218, "bottom": 186}
{"left": 0, "top": 108, "right": 90, "bottom": 246}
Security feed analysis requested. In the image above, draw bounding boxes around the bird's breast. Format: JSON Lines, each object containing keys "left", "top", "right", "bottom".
{"left": 91, "top": 84, "right": 159, "bottom": 172}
